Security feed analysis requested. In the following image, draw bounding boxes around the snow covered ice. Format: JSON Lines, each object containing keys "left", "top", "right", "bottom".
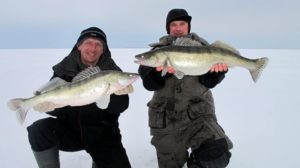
{"left": 1, "top": 48, "right": 300, "bottom": 168}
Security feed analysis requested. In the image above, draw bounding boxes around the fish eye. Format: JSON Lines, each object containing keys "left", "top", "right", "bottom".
{"left": 129, "top": 74, "right": 135, "bottom": 77}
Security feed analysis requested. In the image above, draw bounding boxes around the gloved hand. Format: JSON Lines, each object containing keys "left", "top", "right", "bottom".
{"left": 114, "top": 84, "right": 134, "bottom": 95}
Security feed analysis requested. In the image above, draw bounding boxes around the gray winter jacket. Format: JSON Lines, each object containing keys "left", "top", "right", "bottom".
{"left": 138, "top": 33, "right": 227, "bottom": 134}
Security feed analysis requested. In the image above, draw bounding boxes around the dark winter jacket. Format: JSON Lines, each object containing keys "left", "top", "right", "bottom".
{"left": 138, "top": 33, "right": 227, "bottom": 134}
{"left": 47, "top": 47, "right": 129, "bottom": 130}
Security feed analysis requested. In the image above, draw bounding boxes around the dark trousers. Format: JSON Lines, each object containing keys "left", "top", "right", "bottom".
{"left": 27, "top": 117, "right": 131, "bottom": 168}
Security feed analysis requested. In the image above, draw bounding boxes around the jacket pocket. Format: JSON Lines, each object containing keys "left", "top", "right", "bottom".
{"left": 187, "top": 97, "right": 207, "bottom": 120}
{"left": 147, "top": 100, "right": 167, "bottom": 129}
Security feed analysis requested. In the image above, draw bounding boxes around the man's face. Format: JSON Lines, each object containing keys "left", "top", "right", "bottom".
{"left": 169, "top": 20, "right": 189, "bottom": 37}
{"left": 78, "top": 38, "right": 104, "bottom": 66}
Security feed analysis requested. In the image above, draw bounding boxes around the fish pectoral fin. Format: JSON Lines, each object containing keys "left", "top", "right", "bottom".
{"left": 174, "top": 71, "right": 185, "bottom": 79}
{"left": 33, "top": 102, "right": 65, "bottom": 113}
{"left": 95, "top": 95, "right": 111, "bottom": 109}
{"left": 161, "top": 68, "right": 168, "bottom": 76}
{"left": 160, "top": 61, "right": 169, "bottom": 77}
{"left": 95, "top": 84, "right": 111, "bottom": 109}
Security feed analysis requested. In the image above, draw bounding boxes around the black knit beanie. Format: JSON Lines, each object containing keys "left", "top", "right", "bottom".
{"left": 70, "top": 27, "right": 108, "bottom": 52}
{"left": 76, "top": 27, "right": 107, "bottom": 46}
{"left": 166, "top": 9, "right": 192, "bottom": 34}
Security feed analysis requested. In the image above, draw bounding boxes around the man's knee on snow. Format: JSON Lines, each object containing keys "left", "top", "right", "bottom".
{"left": 27, "top": 118, "right": 58, "bottom": 151}
{"left": 157, "top": 152, "right": 188, "bottom": 168}
{"left": 188, "top": 138, "right": 231, "bottom": 168}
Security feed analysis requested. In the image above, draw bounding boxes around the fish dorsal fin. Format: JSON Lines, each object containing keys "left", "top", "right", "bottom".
{"left": 34, "top": 77, "right": 69, "bottom": 95}
{"left": 210, "top": 41, "right": 240, "bottom": 55}
{"left": 72, "top": 66, "right": 101, "bottom": 83}
{"left": 172, "top": 37, "right": 203, "bottom": 47}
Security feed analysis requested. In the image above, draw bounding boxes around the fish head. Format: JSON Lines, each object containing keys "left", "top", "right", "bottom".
{"left": 119, "top": 72, "right": 140, "bottom": 86}
{"left": 134, "top": 50, "right": 166, "bottom": 67}
{"left": 110, "top": 71, "right": 140, "bottom": 90}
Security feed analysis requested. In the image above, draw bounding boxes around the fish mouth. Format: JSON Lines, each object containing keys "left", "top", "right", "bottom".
{"left": 135, "top": 54, "right": 143, "bottom": 58}
{"left": 134, "top": 60, "right": 141, "bottom": 64}
{"left": 130, "top": 74, "right": 140, "bottom": 81}
{"left": 127, "top": 73, "right": 140, "bottom": 80}
{"left": 118, "top": 74, "right": 139, "bottom": 86}
{"left": 125, "top": 76, "right": 139, "bottom": 85}
{"left": 134, "top": 55, "right": 142, "bottom": 63}
{"left": 133, "top": 59, "right": 153, "bottom": 67}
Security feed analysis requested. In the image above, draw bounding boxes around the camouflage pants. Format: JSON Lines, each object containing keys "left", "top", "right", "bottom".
{"left": 151, "top": 118, "right": 233, "bottom": 168}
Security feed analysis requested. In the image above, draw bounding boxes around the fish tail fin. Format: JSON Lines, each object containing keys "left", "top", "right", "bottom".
{"left": 250, "top": 57, "right": 269, "bottom": 82}
{"left": 7, "top": 98, "right": 29, "bottom": 125}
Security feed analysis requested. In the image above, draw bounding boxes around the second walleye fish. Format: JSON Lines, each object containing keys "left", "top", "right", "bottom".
{"left": 7, "top": 67, "right": 139, "bottom": 124}
{"left": 135, "top": 39, "right": 268, "bottom": 82}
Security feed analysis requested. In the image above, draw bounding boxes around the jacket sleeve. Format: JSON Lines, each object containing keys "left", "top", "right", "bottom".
{"left": 103, "top": 94, "right": 129, "bottom": 114}
{"left": 198, "top": 71, "right": 227, "bottom": 88}
{"left": 77, "top": 94, "right": 129, "bottom": 124}
{"left": 78, "top": 94, "right": 129, "bottom": 125}
{"left": 138, "top": 65, "right": 171, "bottom": 91}
{"left": 46, "top": 104, "right": 69, "bottom": 118}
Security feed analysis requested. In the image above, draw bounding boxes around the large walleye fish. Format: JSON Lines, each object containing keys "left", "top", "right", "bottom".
{"left": 7, "top": 67, "right": 139, "bottom": 124}
{"left": 134, "top": 38, "right": 268, "bottom": 82}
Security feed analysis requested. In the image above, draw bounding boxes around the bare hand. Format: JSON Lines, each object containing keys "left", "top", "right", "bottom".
{"left": 156, "top": 66, "right": 176, "bottom": 74}
{"left": 210, "top": 63, "right": 228, "bottom": 73}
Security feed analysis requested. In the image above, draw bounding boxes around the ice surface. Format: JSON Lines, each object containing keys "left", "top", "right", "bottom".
{"left": 1, "top": 49, "right": 299, "bottom": 168}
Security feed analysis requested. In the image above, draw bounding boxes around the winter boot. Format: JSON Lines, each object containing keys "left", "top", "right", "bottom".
{"left": 92, "top": 161, "right": 98, "bottom": 168}
{"left": 187, "top": 154, "right": 202, "bottom": 168}
{"left": 32, "top": 147, "right": 60, "bottom": 168}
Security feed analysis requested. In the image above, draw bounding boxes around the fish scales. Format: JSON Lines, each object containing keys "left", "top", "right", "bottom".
{"left": 135, "top": 44, "right": 268, "bottom": 81}
{"left": 7, "top": 69, "right": 139, "bottom": 125}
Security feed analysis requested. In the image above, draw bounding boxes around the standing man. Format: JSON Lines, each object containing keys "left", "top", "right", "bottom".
{"left": 138, "top": 9, "right": 233, "bottom": 168}
{"left": 27, "top": 27, "right": 132, "bottom": 168}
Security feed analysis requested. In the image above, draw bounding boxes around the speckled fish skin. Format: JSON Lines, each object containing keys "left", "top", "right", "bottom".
{"left": 135, "top": 45, "right": 268, "bottom": 81}
{"left": 7, "top": 70, "right": 139, "bottom": 124}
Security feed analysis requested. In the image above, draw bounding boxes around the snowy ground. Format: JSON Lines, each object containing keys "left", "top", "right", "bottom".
{"left": 0, "top": 48, "right": 299, "bottom": 168}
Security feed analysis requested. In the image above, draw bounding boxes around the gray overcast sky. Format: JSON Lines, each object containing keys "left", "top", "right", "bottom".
{"left": 0, "top": 0, "right": 299, "bottom": 49}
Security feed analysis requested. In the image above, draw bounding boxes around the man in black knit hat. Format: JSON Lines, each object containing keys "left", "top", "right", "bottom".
{"left": 27, "top": 27, "right": 132, "bottom": 168}
{"left": 138, "top": 9, "right": 233, "bottom": 168}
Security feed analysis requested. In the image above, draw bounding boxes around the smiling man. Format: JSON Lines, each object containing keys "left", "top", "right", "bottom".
{"left": 27, "top": 27, "right": 133, "bottom": 168}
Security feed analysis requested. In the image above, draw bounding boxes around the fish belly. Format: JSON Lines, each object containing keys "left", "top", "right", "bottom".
{"left": 169, "top": 53, "right": 217, "bottom": 75}
{"left": 39, "top": 83, "right": 108, "bottom": 107}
